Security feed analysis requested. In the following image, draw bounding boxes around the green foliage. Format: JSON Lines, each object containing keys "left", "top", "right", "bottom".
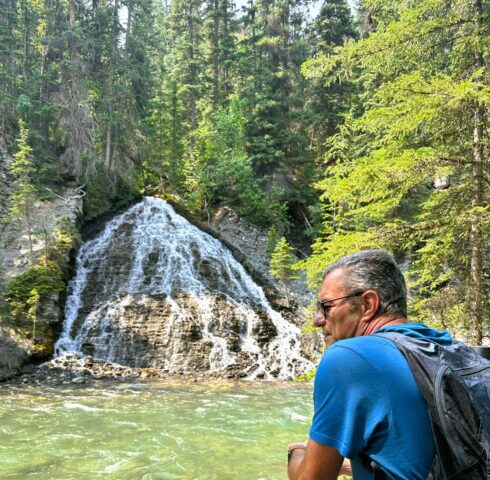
{"left": 10, "top": 120, "right": 37, "bottom": 218}
{"left": 9, "top": 120, "right": 39, "bottom": 259}
{"left": 182, "top": 96, "right": 278, "bottom": 225}
{"left": 2, "top": 0, "right": 363, "bottom": 252}
{"left": 266, "top": 226, "right": 280, "bottom": 258}
{"left": 41, "top": 216, "right": 81, "bottom": 276}
{"left": 6, "top": 260, "right": 65, "bottom": 324}
{"left": 83, "top": 162, "right": 140, "bottom": 221}
{"left": 270, "top": 237, "right": 299, "bottom": 283}
{"left": 53, "top": 217, "right": 80, "bottom": 257}
{"left": 300, "top": 0, "right": 490, "bottom": 341}
{"left": 83, "top": 164, "right": 113, "bottom": 220}
{"left": 294, "top": 369, "right": 316, "bottom": 382}
{"left": 3, "top": 206, "right": 78, "bottom": 346}
{"left": 10, "top": 120, "right": 34, "bottom": 177}
{"left": 410, "top": 286, "right": 469, "bottom": 338}
{"left": 26, "top": 288, "right": 40, "bottom": 340}
{"left": 304, "top": 0, "right": 358, "bottom": 153}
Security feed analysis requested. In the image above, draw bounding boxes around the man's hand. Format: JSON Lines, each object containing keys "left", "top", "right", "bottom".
{"left": 287, "top": 438, "right": 344, "bottom": 480}
{"left": 288, "top": 440, "right": 308, "bottom": 451}
{"left": 340, "top": 458, "right": 352, "bottom": 477}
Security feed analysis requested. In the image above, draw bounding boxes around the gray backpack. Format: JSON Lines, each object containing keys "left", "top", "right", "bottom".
{"left": 374, "top": 332, "right": 490, "bottom": 480}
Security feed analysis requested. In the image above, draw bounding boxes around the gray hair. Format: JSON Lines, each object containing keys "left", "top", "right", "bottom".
{"left": 323, "top": 250, "right": 407, "bottom": 317}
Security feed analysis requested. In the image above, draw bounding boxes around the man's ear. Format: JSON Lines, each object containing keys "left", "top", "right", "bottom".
{"left": 360, "top": 290, "right": 379, "bottom": 321}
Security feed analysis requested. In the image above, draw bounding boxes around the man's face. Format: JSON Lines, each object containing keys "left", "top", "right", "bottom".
{"left": 314, "top": 268, "right": 364, "bottom": 345}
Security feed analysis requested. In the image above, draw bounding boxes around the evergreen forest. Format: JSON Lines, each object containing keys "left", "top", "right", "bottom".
{"left": 1, "top": 0, "right": 490, "bottom": 344}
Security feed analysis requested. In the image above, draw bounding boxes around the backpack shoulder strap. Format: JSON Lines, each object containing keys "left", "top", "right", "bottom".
{"left": 374, "top": 331, "right": 489, "bottom": 480}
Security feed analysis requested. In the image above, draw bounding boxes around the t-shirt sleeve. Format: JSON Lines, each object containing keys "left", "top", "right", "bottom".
{"left": 309, "top": 343, "right": 392, "bottom": 458}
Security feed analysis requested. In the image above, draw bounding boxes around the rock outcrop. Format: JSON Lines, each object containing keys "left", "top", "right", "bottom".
{"left": 207, "top": 206, "right": 322, "bottom": 355}
{"left": 1, "top": 183, "right": 83, "bottom": 283}
{"left": 0, "top": 329, "right": 28, "bottom": 380}
{"left": 0, "top": 162, "right": 83, "bottom": 380}
{"left": 66, "top": 291, "right": 297, "bottom": 378}
{"left": 1, "top": 191, "right": 322, "bottom": 382}
{"left": 57, "top": 198, "right": 318, "bottom": 380}
{"left": 207, "top": 207, "right": 312, "bottom": 310}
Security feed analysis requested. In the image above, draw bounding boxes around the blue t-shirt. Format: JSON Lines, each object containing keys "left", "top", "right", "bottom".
{"left": 309, "top": 324, "right": 446, "bottom": 480}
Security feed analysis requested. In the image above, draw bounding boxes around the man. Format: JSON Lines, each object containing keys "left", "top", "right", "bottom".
{"left": 288, "top": 250, "right": 452, "bottom": 480}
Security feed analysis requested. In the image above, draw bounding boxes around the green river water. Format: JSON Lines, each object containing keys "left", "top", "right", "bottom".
{"left": 0, "top": 380, "right": 313, "bottom": 480}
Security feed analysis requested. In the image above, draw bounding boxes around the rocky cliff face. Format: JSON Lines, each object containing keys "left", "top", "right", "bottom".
{"left": 208, "top": 206, "right": 311, "bottom": 307}
{"left": 207, "top": 206, "right": 321, "bottom": 356}
{"left": 1, "top": 186, "right": 321, "bottom": 381}
{"left": 0, "top": 329, "right": 28, "bottom": 380}
{"left": 56, "top": 198, "right": 319, "bottom": 380}
{"left": 0, "top": 144, "right": 83, "bottom": 380}
{"left": 67, "top": 291, "right": 291, "bottom": 378}
{"left": 1, "top": 183, "right": 83, "bottom": 283}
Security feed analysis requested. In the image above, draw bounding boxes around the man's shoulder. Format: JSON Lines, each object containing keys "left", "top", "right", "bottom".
{"left": 329, "top": 335, "right": 398, "bottom": 356}
{"left": 335, "top": 335, "right": 392, "bottom": 347}
{"left": 319, "top": 335, "right": 405, "bottom": 378}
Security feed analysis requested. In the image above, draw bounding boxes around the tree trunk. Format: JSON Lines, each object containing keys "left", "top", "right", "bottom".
{"left": 39, "top": 0, "right": 52, "bottom": 146}
{"left": 171, "top": 81, "right": 178, "bottom": 180}
{"left": 222, "top": 0, "right": 229, "bottom": 96}
{"left": 249, "top": 0, "right": 258, "bottom": 87}
{"left": 469, "top": 0, "right": 486, "bottom": 345}
{"left": 64, "top": 0, "right": 87, "bottom": 179}
{"left": 212, "top": 0, "right": 219, "bottom": 105}
{"left": 188, "top": 2, "right": 197, "bottom": 131}
{"left": 1, "top": 0, "right": 16, "bottom": 131}
{"left": 24, "top": 202, "right": 34, "bottom": 262}
{"left": 125, "top": 1, "right": 132, "bottom": 59}
{"left": 22, "top": 0, "right": 29, "bottom": 82}
{"left": 470, "top": 104, "right": 485, "bottom": 344}
{"left": 105, "top": 122, "right": 112, "bottom": 170}
{"left": 105, "top": 0, "right": 119, "bottom": 171}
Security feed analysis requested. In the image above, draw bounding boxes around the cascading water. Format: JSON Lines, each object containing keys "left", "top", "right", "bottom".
{"left": 55, "top": 197, "right": 313, "bottom": 379}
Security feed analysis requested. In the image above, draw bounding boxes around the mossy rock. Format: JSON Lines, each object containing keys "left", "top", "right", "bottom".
{"left": 28, "top": 338, "right": 54, "bottom": 360}
{"left": 6, "top": 260, "right": 65, "bottom": 314}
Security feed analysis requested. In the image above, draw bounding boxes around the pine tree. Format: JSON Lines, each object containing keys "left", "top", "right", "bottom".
{"left": 59, "top": 0, "right": 92, "bottom": 180}
{"left": 169, "top": 0, "right": 205, "bottom": 133}
{"left": 10, "top": 120, "right": 38, "bottom": 261}
{"left": 0, "top": 0, "right": 18, "bottom": 135}
{"left": 300, "top": 0, "right": 490, "bottom": 343}
{"left": 204, "top": 0, "right": 238, "bottom": 105}
{"left": 183, "top": 96, "right": 271, "bottom": 223}
{"left": 303, "top": 0, "right": 358, "bottom": 155}
{"left": 236, "top": 0, "right": 318, "bottom": 234}
{"left": 270, "top": 236, "right": 299, "bottom": 303}
{"left": 146, "top": 1, "right": 184, "bottom": 190}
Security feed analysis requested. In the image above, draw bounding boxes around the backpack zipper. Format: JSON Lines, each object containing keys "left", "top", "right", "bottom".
{"left": 457, "top": 364, "right": 490, "bottom": 376}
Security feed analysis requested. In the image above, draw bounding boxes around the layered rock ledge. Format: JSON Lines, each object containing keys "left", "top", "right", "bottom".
{"left": 6, "top": 352, "right": 305, "bottom": 387}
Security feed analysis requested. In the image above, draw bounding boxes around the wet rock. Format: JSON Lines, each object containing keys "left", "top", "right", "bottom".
{"left": 140, "top": 368, "right": 159, "bottom": 379}
{"left": 0, "top": 332, "right": 28, "bottom": 381}
{"left": 63, "top": 292, "right": 300, "bottom": 376}
{"left": 208, "top": 207, "right": 311, "bottom": 311}
{"left": 52, "top": 199, "right": 320, "bottom": 381}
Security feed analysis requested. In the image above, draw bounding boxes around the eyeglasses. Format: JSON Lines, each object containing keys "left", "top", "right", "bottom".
{"left": 316, "top": 292, "right": 364, "bottom": 318}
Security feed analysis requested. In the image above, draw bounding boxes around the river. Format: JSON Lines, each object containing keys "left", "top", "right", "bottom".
{"left": 0, "top": 380, "right": 313, "bottom": 479}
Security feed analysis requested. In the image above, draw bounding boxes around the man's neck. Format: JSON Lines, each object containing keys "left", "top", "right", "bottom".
{"left": 363, "top": 315, "right": 407, "bottom": 336}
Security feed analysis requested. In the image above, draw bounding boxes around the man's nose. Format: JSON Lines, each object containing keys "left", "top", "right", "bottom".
{"left": 313, "top": 311, "right": 326, "bottom": 327}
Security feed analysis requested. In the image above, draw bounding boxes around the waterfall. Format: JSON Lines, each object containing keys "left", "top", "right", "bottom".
{"left": 55, "top": 197, "right": 313, "bottom": 379}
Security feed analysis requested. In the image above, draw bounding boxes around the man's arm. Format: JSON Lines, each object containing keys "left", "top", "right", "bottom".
{"left": 288, "top": 438, "right": 344, "bottom": 480}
